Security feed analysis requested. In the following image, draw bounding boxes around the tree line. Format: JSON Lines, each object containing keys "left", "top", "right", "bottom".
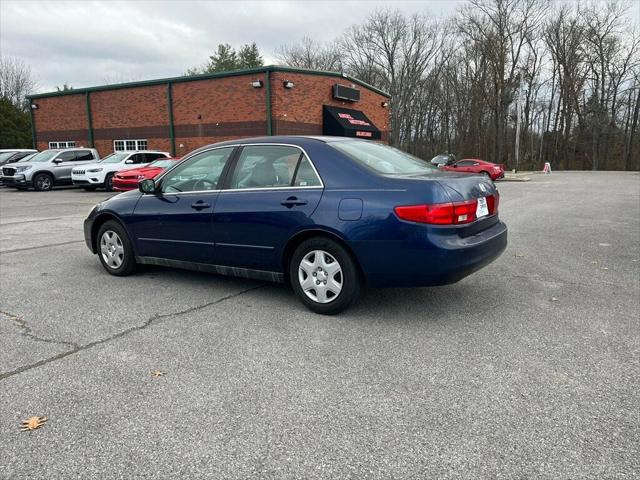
{"left": 277, "top": 0, "right": 640, "bottom": 171}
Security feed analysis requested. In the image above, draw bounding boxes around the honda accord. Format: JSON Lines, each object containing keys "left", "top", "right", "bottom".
{"left": 84, "top": 136, "right": 507, "bottom": 314}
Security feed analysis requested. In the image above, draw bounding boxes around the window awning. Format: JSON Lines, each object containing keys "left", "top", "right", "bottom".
{"left": 322, "top": 106, "right": 381, "bottom": 140}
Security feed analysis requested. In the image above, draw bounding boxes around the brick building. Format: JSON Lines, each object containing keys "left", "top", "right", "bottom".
{"left": 27, "top": 66, "right": 391, "bottom": 157}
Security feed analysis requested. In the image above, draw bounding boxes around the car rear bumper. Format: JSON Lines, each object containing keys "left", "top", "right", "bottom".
{"left": 353, "top": 217, "right": 508, "bottom": 288}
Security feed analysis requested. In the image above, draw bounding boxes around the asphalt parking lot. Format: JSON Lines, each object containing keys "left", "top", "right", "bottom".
{"left": 0, "top": 172, "right": 638, "bottom": 479}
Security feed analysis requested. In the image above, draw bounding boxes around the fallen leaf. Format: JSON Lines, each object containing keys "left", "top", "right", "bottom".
{"left": 20, "top": 416, "right": 47, "bottom": 431}
{"left": 515, "top": 253, "right": 525, "bottom": 258}
{"left": 551, "top": 297, "right": 559, "bottom": 302}
{"left": 590, "top": 261, "right": 598, "bottom": 264}
{"left": 150, "top": 370, "right": 165, "bottom": 377}
{"left": 602, "top": 267, "right": 609, "bottom": 270}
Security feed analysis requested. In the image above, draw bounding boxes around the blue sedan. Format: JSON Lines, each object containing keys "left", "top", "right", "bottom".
{"left": 84, "top": 136, "right": 507, "bottom": 314}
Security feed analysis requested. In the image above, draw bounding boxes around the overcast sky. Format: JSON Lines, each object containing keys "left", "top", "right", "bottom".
{"left": 1, "top": 0, "right": 638, "bottom": 94}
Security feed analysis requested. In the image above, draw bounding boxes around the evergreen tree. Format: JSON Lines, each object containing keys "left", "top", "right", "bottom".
{"left": 0, "top": 98, "right": 32, "bottom": 148}
{"left": 238, "top": 42, "right": 263, "bottom": 68}
{"left": 185, "top": 43, "right": 263, "bottom": 75}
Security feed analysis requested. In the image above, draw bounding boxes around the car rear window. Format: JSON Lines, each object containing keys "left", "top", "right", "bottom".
{"left": 331, "top": 141, "right": 437, "bottom": 175}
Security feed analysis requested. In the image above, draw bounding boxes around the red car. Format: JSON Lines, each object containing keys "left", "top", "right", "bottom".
{"left": 113, "top": 158, "right": 181, "bottom": 191}
{"left": 440, "top": 159, "right": 505, "bottom": 180}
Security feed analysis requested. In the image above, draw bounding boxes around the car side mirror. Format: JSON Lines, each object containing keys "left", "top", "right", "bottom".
{"left": 139, "top": 178, "right": 157, "bottom": 194}
{"left": 52, "top": 159, "right": 63, "bottom": 164}
{"left": 125, "top": 159, "right": 134, "bottom": 164}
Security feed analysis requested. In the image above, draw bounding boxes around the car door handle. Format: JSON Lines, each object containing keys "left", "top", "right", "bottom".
{"left": 281, "top": 196, "right": 308, "bottom": 208}
{"left": 191, "top": 201, "right": 211, "bottom": 210}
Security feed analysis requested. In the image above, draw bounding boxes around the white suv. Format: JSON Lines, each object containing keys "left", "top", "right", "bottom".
{"left": 72, "top": 150, "right": 170, "bottom": 191}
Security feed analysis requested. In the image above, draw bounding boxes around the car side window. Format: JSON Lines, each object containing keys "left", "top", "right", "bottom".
{"left": 127, "top": 153, "right": 142, "bottom": 164}
{"left": 160, "top": 147, "right": 234, "bottom": 193}
{"left": 76, "top": 150, "right": 94, "bottom": 161}
{"left": 144, "top": 153, "right": 163, "bottom": 162}
{"left": 229, "top": 145, "right": 318, "bottom": 189}
{"left": 292, "top": 157, "right": 322, "bottom": 187}
{"left": 57, "top": 151, "right": 77, "bottom": 162}
{"left": 457, "top": 161, "right": 473, "bottom": 167}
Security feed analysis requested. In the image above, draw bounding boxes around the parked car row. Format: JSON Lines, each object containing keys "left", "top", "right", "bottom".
{"left": 0, "top": 148, "right": 174, "bottom": 191}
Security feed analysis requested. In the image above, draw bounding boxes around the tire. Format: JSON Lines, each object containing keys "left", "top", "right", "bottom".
{"left": 104, "top": 173, "right": 115, "bottom": 192}
{"left": 289, "top": 237, "right": 361, "bottom": 315}
{"left": 96, "top": 220, "right": 136, "bottom": 276}
{"left": 33, "top": 173, "right": 54, "bottom": 191}
{"left": 481, "top": 171, "right": 492, "bottom": 179}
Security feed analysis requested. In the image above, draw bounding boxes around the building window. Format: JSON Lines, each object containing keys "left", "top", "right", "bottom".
{"left": 114, "top": 139, "right": 147, "bottom": 151}
{"left": 49, "top": 141, "right": 76, "bottom": 149}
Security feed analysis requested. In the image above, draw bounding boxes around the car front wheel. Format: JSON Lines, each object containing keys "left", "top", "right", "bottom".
{"left": 96, "top": 220, "right": 136, "bottom": 276}
{"left": 33, "top": 173, "right": 53, "bottom": 191}
{"left": 105, "top": 173, "right": 115, "bottom": 191}
{"left": 289, "top": 237, "right": 361, "bottom": 315}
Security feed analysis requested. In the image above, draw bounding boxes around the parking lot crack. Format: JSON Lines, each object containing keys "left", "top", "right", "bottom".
{"left": 0, "top": 310, "right": 79, "bottom": 350}
{"left": 0, "top": 284, "right": 266, "bottom": 382}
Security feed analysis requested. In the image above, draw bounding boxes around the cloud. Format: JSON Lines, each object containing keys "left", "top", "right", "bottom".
{"left": 1, "top": 0, "right": 471, "bottom": 92}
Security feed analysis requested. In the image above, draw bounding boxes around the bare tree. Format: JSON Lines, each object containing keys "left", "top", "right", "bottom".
{"left": 0, "top": 55, "right": 38, "bottom": 111}
{"left": 275, "top": 37, "right": 342, "bottom": 71}
{"left": 274, "top": 1, "right": 639, "bottom": 170}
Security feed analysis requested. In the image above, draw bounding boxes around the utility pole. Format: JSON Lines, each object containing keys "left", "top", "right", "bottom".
{"left": 514, "top": 93, "right": 521, "bottom": 173}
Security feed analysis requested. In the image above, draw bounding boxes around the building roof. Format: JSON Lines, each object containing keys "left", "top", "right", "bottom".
{"left": 27, "top": 65, "right": 391, "bottom": 100}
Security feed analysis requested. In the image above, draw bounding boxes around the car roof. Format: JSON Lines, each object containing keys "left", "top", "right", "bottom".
{"left": 0, "top": 149, "right": 38, "bottom": 153}
{"left": 116, "top": 150, "right": 169, "bottom": 153}
{"left": 207, "top": 135, "right": 379, "bottom": 148}
{"left": 45, "top": 147, "right": 94, "bottom": 152}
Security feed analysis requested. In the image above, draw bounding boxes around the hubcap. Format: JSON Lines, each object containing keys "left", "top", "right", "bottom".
{"left": 100, "top": 230, "right": 125, "bottom": 269}
{"left": 37, "top": 176, "right": 51, "bottom": 189}
{"left": 298, "top": 250, "right": 342, "bottom": 304}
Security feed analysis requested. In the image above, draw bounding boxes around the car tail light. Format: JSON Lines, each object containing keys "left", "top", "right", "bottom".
{"left": 486, "top": 191, "right": 499, "bottom": 215}
{"left": 395, "top": 194, "right": 499, "bottom": 225}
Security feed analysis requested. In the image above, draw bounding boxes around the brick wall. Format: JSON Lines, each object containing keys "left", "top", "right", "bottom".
{"left": 270, "top": 72, "right": 390, "bottom": 140}
{"left": 172, "top": 73, "right": 267, "bottom": 157}
{"left": 31, "top": 70, "right": 391, "bottom": 157}
{"left": 32, "top": 94, "right": 89, "bottom": 151}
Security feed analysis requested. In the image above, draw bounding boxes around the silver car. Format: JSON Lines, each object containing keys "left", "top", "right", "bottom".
{"left": 2, "top": 148, "right": 100, "bottom": 191}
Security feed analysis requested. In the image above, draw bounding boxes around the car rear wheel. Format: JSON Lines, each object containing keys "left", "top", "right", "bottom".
{"left": 105, "top": 173, "right": 115, "bottom": 191}
{"left": 33, "top": 173, "right": 53, "bottom": 191}
{"left": 289, "top": 238, "right": 361, "bottom": 315}
{"left": 96, "top": 220, "right": 136, "bottom": 276}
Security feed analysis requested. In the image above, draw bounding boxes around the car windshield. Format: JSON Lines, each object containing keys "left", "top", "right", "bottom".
{"left": 27, "top": 150, "right": 60, "bottom": 162}
{"left": 148, "top": 159, "right": 176, "bottom": 168}
{"left": 99, "top": 153, "right": 129, "bottom": 164}
{"left": 331, "top": 141, "right": 437, "bottom": 175}
{"left": 18, "top": 153, "right": 37, "bottom": 162}
{"left": 0, "top": 152, "right": 16, "bottom": 162}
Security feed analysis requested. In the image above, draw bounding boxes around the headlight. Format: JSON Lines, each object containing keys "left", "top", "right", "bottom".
{"left": 137, "top": 175, "right": 146, "bottom": 179}
{"left": 15, "top": 165, "right": 32, "bottom": 173}
{"left": 87, "top": 168, "right": 103, "bottom": 173}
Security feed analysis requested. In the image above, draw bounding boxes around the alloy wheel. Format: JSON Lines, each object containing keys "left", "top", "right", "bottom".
{"left": 36, "top": 175, "right": 52, "bottom": 190}
{"left": 298, "top": 250, "right": 343, "bottom": 304}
